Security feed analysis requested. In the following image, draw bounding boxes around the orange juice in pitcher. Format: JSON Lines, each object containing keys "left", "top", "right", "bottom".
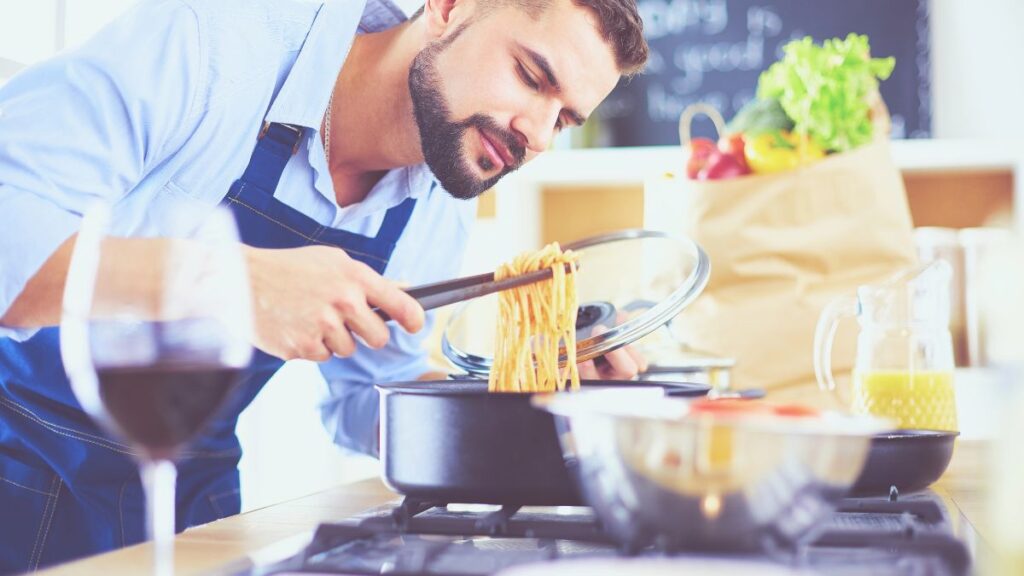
{"left": 815, "top": 262, "right": 959, "bottom": 431}
{"left": 852, "top": 370, "right": 957, "bottom": 431}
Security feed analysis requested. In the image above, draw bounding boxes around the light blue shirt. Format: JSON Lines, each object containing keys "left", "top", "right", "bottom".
{"left": 0, "top": 0, "right": 476, "bottom": 456}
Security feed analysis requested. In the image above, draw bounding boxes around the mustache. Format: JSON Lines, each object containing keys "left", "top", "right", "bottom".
{"left": 461, "top": 114, "right": 526, "bottom": 170}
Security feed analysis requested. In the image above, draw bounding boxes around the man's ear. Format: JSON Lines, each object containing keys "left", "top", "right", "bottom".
{"left": 421, "top": 0, "right": 473, "bottom": 39}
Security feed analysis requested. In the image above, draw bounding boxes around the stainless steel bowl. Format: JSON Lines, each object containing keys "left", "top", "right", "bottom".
{"left": 534, "top": 390, "right": 889, "bottom": 552}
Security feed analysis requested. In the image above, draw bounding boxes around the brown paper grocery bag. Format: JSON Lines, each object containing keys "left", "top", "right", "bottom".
{"left": 645, "top": 139, "right": 917, "bottom": 404}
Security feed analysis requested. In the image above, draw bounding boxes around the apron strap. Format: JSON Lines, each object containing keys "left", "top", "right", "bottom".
{"left": 375, "top": 196, "right": 417, "bottom": 243}
{"left": 230, "top": 120, "right": 418, "bottom": 265}
{"left": 239, "top": 123, "right": 304, "bottom": 192}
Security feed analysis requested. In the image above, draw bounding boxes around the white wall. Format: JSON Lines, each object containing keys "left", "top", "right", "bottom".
{"left": 929, "top": 0, "right": 1024, "bottom": 139}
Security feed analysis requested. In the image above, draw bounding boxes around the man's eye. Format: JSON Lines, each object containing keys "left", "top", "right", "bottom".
{"left": 555, "top": 117, "right": 565, "bottom": 131}
{"left": 517, "top": 62, "right": 540, "bottom": 91}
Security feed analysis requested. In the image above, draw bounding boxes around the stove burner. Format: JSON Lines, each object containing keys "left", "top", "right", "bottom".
{"left": 234, "top": 494, "right": 971, "bottom": 576}
{"left": 379, "top": 500, "right": 609, "bottom": 544}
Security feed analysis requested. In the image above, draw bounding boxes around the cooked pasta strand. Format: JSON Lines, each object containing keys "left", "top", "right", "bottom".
{"left": 488, "top": 243, "right": 580, "bottom": 393}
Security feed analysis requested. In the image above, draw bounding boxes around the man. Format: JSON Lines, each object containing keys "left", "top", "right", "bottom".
{"left": 0, "top": 0, "right": 648, "bottom": 571}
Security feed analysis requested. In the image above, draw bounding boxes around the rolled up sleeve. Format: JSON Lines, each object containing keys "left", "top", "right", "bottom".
{"left": 0, "top": 0, "right": 202, "bottom": 340}
{"left": 0, "top": 188, "right": 85, "bottom": 340}
{"left": 318, "top": 312, "right": 437, "bottom": 458}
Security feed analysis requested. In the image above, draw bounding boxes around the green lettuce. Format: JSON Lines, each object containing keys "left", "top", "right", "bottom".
{"left": 757, "top": 34, "right": 895, "bottom": 153}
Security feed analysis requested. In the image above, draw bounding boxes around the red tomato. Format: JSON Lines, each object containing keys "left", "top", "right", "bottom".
{"left": 718, "top": 133, "right": 750, "bottom": 172}
{"left": 697, "top": 150, "right": 749, "bottom": 180}
{"left": 686, "top": 138, "right": 717, "bottom": 179}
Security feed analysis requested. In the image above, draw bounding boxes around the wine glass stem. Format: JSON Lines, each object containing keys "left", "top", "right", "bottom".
{"left": 141, "top": 459, "right": 176, "bottom": 576}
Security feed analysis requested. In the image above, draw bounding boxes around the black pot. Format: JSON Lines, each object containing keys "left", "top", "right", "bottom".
{"left": 377, "top": 379, "right": 709, "bottom": 506}
{"left": 851, "top": 429, "right": 959, "bottom": 496}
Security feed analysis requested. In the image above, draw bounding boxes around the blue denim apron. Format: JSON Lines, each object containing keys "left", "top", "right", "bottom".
{"left": 0, "top": 121, "right": 416, "bottom": 573}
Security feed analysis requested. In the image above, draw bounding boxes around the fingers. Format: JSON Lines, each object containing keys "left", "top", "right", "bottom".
{"left": 607, "top": 312, "right": 649, "bottom": 373}
{"left": 584, "top": 323, "right": 648, "bottom": 379}
{"left": 309, "top": 306, "right": 357, "bottom": 359}
{"left": 591, "top": 325, "right": 637, "bottom": 379}
{"left": 343, "top": 306, "right": 391, "bottom": 350}
{"left": 317, "top": 260, "right": 418, "bottom": 355}
{"left": 322, "top": 327, "right": 356, "bottom": 358}
{"left": 624, "top": 343, "right": 649, "bottom": 373}
{"left": 360, "top": 269, "right": 425, "bottom": 334}
{"left": 577, "top": 349, "right": 640, "bottom": 381}
{"left": 306, "top": 305, "right": 384, "bottom": 359}
{"left": 578, "top": 359, "right": 600, "bottom": 380}
{"left": 296, "top": 337, "right": 333, "bottom": 362}
{"left": 598, "top": 346, "right": 640, "bottom": 380}
{"left": 323, "top": 262, "right": 422, "bottom": 354}
{"left": 249, "top": 246, "right": 428, "bottom": 361}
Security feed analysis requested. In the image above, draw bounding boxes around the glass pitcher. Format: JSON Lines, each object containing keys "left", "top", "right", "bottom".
{"left": 814, "top": 261, "right": 958, "bottom": 431}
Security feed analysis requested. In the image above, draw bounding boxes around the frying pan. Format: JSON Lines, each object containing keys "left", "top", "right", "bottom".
{"left": 850, "top": 429, "right": 959, "bottom": 496}
{"left": 377, "top": 378, "right": 710, "bottom": 506}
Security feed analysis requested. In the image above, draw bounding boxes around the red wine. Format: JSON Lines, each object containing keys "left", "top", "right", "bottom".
{"left": 97, "top": 364, "right": 242, "bottom": 460}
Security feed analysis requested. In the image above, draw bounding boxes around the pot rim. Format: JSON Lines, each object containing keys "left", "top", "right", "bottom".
{"left": 376, "top": 379, "right": 711, "bottom": 397}
{"left": 872, "top": 429, "right": 960, "bottom": 441}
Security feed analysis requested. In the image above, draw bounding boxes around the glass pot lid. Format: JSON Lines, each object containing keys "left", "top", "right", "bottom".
{"left": 442, "top": 229, "right": 711, "bottom": 376}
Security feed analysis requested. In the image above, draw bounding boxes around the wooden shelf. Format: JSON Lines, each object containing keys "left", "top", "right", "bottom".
{"left": 508, "top": 140, "right": 1024, "bottom": 184}
{"left": 490, "top": 139, "right": 1024, "bottom": 246}
{"left": 905, "top": 169, "right": 1014, "bottom": 229}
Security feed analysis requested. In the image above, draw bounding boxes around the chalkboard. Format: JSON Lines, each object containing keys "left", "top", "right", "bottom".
{"left": 596, "top": 0, "right": 931, "bottom": 147}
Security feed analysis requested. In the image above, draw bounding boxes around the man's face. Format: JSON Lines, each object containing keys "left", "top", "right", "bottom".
{"left": 408, "top": 0, "right": 622, "bottom": 199}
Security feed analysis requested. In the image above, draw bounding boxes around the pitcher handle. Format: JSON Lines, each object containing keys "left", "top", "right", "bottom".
{"left": 813, "top": 295, "right": 858, "bottom": 400}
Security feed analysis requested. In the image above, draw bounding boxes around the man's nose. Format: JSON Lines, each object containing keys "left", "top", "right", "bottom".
{"left": 512, "top": 103, "right": 561, "bottom": 154}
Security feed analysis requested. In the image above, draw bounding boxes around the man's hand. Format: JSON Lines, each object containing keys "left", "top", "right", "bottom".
{"left": 245, "top": 245, "right": 424, "bottom": 361}
{"left": 577, "top": 325, "right": 648, "bottom": 380}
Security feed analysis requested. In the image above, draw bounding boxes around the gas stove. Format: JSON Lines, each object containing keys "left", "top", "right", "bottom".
{"left": 229, "top": 490, "right": 971, "bottom": 576}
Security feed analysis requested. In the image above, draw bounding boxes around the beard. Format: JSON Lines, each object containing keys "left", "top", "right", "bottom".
{"left": 408, "top": 29, "right": 526, "bottom": 200}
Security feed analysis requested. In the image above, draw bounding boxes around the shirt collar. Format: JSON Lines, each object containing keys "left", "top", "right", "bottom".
{"left": 264, "top": 0, "right": 407, "bottom": 129}
{"left": 407, "top": 163, "right": 440, "bottom": 200}
{"left": 320, "top": 162, "right": 440, "bottom": 225}
{"left": 338, "top": 164, "right": 436, "bottom": 224}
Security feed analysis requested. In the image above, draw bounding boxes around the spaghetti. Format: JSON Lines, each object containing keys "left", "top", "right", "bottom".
{"left": 488, "top": 243, "right": 581, "bottom": 393}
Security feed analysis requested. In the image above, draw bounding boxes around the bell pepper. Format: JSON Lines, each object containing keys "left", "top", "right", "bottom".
{"left": 744, "top": 131, "right": 824, "bottom": 174}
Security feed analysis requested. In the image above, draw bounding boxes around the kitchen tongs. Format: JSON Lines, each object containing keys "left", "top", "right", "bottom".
{"left": 375, "top": 262, "right": 576, "bottom": 321}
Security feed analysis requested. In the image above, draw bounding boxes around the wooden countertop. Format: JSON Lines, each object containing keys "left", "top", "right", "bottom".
{"left": 36, "top": 477, "right": 397, "bottom": 576}
{"left": 39, "top": 440, "right": 995, "bottom": 576}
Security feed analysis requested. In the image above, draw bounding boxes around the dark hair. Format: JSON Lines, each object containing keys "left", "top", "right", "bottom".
{"left": 569, "top": 0, "right": 647, "bottom": 75}
{"left": 410, "top": 0, "right": 648, "bottom": 76}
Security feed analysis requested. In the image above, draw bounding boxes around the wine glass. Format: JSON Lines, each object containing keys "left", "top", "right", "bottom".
{"left": 60, "top": 204, "right": 252, "bottom": 576}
